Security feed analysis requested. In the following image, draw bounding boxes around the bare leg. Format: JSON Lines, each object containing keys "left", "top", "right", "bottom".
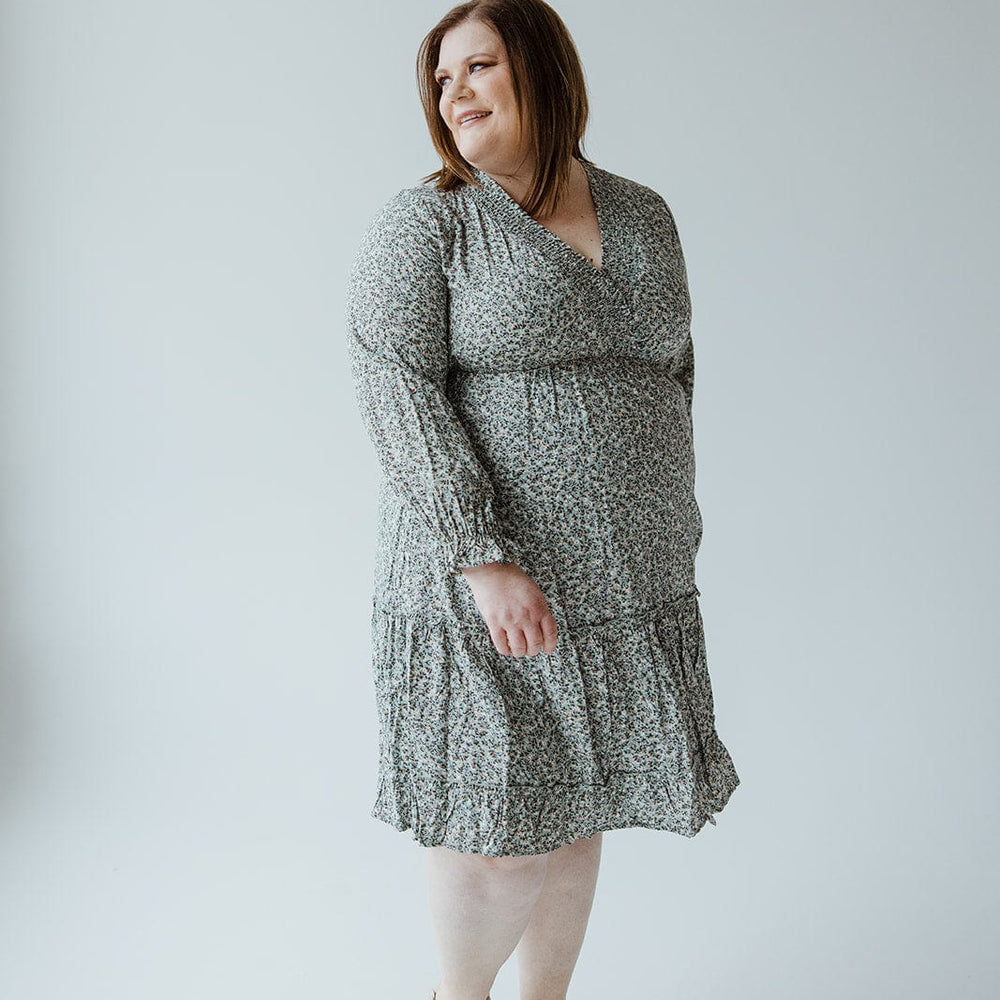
{"left": 515, "top": 832, "right": 603, "bottom": 1000}
{"left": 427, "top": 845, "right": 551, "bottom": 1000}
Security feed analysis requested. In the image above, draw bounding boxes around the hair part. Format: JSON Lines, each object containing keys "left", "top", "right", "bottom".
{"left": 416, "top": 0, "right": 591, "bottom": 218}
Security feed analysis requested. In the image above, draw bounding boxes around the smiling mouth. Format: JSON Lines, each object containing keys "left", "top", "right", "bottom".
{"left": 459, "top": 112, "right": 491, "bottom": 128}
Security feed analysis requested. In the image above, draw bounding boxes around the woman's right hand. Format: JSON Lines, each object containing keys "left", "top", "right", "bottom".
{"left": 458, "top": 562, "right": 559, "bottom": 658}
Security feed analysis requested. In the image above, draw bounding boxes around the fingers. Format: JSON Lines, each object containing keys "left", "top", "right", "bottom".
{"left": 489, "top": 622, "right": 513, "bottom": 657}
{"left": 539, "top": 612, "right": 559, "bottom": 653}
{"left": 465, "top": 564, "right": 560, "bottom": 658}
{"left": 493, "top": 615, "right": 559, "bottom": 659}
{"left": 520, "top": 620, "right": 546, "bottom": 657}
{"left": 505, "top": 628, "right": 529, "bottom": 659}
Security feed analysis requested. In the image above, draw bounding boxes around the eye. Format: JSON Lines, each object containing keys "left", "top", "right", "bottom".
{"left": 436, "top": 62, "right": 488, "bottom": 88}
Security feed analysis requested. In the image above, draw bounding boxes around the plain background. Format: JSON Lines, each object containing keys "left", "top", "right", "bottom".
{"left": 1, "top": 1, "right": 997, "bottom": 998}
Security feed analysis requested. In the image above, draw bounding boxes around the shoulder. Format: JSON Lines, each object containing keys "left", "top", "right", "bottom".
{"left": 589, "top": 161, "right": 681, "bottom": 229}
{"left": 359, "top": 181, "right": 460, "bottom": 249}
{"left": 350, "top": 181, "right": 463, "bottom": 285}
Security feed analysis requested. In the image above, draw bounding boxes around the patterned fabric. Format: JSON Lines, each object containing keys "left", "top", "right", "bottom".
{"left": 347, "top": 158, "right": 740, "bottom": 857}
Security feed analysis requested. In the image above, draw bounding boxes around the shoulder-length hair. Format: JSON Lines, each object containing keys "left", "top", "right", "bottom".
{"left": 416, "top": 0, "right": 591, "bottom": 219}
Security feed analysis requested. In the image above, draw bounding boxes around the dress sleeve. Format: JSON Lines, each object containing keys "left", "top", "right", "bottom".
{"left": 655, "top": 193, "right": 695, "bottom": 422}
{"left": 346, "top": 186, "right": 522, "bottom": 574}
{"left": 673, "top": 328, "right": 695, "bottom": 422}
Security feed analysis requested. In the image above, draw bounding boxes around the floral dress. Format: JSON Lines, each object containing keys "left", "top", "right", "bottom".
{"left": 347, "top": 158, "right": 740, "bottom": 857}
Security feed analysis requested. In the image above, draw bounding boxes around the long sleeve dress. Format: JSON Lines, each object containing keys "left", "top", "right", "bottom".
{"left": 347, "top": 157, "right": 740, "bottom": 857}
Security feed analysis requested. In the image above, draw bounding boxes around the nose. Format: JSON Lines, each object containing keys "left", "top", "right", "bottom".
{"left": 447, "top": 74, "right": 474, "bottom": 102}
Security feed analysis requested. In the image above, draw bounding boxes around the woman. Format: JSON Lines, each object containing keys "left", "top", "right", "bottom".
{"left": 347, "top": 2, "right": 740, "bottom": 998}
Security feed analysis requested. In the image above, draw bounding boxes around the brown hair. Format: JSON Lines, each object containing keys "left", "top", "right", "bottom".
{"left": 416, "top": 0, "right": 591, "bottom": 219}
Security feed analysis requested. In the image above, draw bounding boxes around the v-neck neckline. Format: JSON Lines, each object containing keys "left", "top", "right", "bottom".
{"left": 471, "top": 159, "right": 611, "bottom": 276}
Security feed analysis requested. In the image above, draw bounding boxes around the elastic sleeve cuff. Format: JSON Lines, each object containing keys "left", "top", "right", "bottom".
{"left": 445, "top": 519, "right": 529, "bottom": 575}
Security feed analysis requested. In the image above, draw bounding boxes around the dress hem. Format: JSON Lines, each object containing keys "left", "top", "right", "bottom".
{"left": 369, "top": 767, "right": 740, "bottom": 858}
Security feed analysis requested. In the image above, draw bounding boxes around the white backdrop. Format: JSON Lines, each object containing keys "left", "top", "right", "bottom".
{"left": 1, "top": 1, "right": 997, "bottom": 998}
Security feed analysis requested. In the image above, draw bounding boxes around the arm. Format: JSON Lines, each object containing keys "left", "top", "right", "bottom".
{"left": 346, "top": 186, "right": 521, "bottom": 574}
{"left": 655, "top": 193, "right": 695, "bottom": 423}
{"left": 673, "top": 328, "right": 695, "bottom": 423}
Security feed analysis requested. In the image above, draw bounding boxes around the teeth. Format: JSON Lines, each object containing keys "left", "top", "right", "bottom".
{"left": 462, "top": 112, "right": 489, "bottom": 124}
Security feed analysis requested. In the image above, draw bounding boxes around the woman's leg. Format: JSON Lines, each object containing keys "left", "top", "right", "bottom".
{"left": 514, "top": 832, "right": 603, "bottom": 1000}
{"left": 427, "top": 845, "right": 551, "bottom": 1000}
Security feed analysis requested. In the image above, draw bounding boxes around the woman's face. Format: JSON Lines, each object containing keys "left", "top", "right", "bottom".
{"left": 436, "top": 20, "right": 528, "bottom": 176}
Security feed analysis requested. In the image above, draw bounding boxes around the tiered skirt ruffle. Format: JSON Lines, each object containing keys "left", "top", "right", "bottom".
{"left": 368, "top": 589, "right": 740, "bottom": 857}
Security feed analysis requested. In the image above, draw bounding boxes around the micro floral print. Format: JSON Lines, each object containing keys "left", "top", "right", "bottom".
{"left": 347, "top": 158, "right": 739, "bottom": 857}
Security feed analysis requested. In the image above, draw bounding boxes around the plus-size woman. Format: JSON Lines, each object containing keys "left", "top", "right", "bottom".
{"left": 346, "top": 2, "right": 740, "bottom": 998}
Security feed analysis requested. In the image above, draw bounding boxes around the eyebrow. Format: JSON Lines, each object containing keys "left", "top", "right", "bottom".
{"left": 434, "top": 52, "right": 496, "bottom": 76}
